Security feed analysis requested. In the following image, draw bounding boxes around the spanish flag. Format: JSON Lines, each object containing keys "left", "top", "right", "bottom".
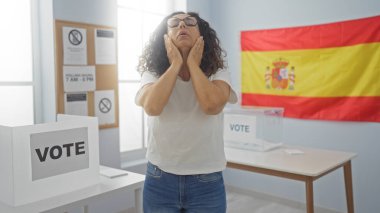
{"left": 241, "top": 15, "right": 380, "bottom": 122}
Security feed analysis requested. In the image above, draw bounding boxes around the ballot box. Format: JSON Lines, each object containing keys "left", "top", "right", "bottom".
{"left": 223, "top": 106, "right": 284, "bottom": 152}
{"left": 0, "top": 114, "right": 99, "bottom": 206}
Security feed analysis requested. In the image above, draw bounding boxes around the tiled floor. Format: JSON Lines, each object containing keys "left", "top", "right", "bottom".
{"left": 227, "top": 189, "right": 304, "bottom": 213}
{"left": 226, "top": 187, "right": 340, "bottom": 213}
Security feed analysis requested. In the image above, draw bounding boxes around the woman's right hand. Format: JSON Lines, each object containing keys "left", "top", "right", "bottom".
{"left": 164, "top": 34, "right": 183, "bottom": 67}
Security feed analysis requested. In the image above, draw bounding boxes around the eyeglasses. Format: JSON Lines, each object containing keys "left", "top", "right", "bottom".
{"left": 167, "top": 17, "right": 197, "bottom": 28}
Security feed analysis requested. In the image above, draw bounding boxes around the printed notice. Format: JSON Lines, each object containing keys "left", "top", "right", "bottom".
{"left": 64, "top": 93, "right": 88, "bottom": 116}
{"left": 94, "top": 90, "right": 115, "bottom": 125}
{"left": 63, "top": 66, "right": 96, "bottom": 92}
{"left": 63, "top": 27, "right": 87, "bottom": 65}
{"left": 95, "top": 29, "right": 116, "bottom": 64}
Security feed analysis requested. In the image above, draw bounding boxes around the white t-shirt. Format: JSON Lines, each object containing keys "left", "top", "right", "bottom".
{"left": 135, "top": 69, "right": 237, "bottom": 175}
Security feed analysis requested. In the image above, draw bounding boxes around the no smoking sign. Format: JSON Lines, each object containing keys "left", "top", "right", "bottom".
{"left": 94, "top": 90, "right": 115, "bottom": 125}
{"left": 68, "top": 29, "right": 83, "bottom": 46}
{"left": 99, "top": 98, "right": 112, "bottom": 113}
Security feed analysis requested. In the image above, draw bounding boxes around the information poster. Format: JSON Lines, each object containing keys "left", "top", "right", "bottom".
{"left": 63, "top": 66, "right": 96, "bottom": 92}
{"left": 63, "top": 27, "right": 87, "bottom": 65}
{"left": 64, "top": 93, "right": 88, "bottom": 116}
{"left": 95, "top": 29, "right": 116, "bottom": 64}
{"left": 94, "top": 90, "right": 115, "bottom": 125}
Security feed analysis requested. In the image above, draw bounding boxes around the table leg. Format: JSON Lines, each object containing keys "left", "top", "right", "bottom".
{"left": 305, "top": 178, "right": 314, "bottom": 213}
{"left": 135, "top": 188, "right": 143, "bottom": 213}
{"left": 344, "top": 161, "right": 354, "bottom": 213}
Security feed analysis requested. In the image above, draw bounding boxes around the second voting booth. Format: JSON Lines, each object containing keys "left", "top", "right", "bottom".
{"left": 223, "top": 107, "right": 284, "bottom": 152}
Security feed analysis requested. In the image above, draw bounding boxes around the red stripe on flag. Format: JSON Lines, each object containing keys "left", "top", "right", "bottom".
{"left": 241, "top": 15, "right": 380, "bottom": 51}
{"left": 242, "top": 93, "right": 380, "bottom": 122}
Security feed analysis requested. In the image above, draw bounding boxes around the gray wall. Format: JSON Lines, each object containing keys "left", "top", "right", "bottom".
{"left": 188, "top": 0, "right": 380, "bottom": 212}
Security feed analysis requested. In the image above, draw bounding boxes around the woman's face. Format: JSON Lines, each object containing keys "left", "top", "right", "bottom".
{"left": 167, "top": 13, "right": 201, "bottom": 50}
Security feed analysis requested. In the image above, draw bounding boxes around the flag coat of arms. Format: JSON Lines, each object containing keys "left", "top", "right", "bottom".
{"left": 241, "top": 15, "right": 380, "bottom": 122}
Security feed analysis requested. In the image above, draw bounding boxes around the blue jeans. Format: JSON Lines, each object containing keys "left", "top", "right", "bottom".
{"left": 143, "top": 162, "right": 226, "bottom": 213}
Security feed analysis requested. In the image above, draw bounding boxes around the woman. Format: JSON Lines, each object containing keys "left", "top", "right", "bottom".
{"left": 135, "top": 11, "right": 237, "bottom": 213}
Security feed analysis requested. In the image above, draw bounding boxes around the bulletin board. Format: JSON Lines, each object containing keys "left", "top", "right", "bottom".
{"left": 54, "top": 20, "right": 119, "bottom": 129}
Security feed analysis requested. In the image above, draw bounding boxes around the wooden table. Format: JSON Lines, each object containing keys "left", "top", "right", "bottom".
{"left": 225, "top": 146, "right": 356, "bottom": 213}
{"left": 0, "top": 166, "right": 145, "bottom": 213}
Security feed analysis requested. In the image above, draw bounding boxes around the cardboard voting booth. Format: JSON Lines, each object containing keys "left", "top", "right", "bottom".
{"left": 223, "top": 106, "right": 284, "bottom": 151}
{"left": 0, "top": 115, "right": 100, "bottom": 206}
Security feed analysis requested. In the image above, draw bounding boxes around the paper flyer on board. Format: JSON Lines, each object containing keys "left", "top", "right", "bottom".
{"left": 94, "top": 90, "right": 115, "bottom": 125}
{"left": 63, "top": 66, "right": 96, "bottom": 92}
{"left": 63, "top": 26, "right": 87, "bottom": 65}
{"left": 95, "top": 29, "right": 116, "bottom": 64}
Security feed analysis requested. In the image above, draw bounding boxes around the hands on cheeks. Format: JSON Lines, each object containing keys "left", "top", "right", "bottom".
{"left": 188, "top": 36, "right": 204, "bottom": 67}
{"left": 164, "top": 34, "right": 204, "bottom": 68}
{"left": 164, "top": 34, "right": 183, "bottom": 67}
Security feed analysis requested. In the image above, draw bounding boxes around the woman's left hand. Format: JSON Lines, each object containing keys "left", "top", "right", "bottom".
{"left": 187, "top": 36, "right": 204, "bottom": 67}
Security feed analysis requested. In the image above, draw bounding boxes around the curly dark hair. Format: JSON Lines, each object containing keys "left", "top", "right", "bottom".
{"left": 137, "top": 11, "right": 226, "bottom": 78}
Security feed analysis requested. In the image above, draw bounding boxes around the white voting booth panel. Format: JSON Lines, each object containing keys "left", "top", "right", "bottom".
{"left": 0, "top": 115, "right": 100, "bottom": 206}
{"left": 223, "top": 107, "right": 284, "bottom": 151}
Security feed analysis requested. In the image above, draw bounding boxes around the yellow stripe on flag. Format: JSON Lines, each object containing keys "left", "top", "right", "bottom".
{"left": 242, "top": 42, "right": 380, "bottom": 97}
